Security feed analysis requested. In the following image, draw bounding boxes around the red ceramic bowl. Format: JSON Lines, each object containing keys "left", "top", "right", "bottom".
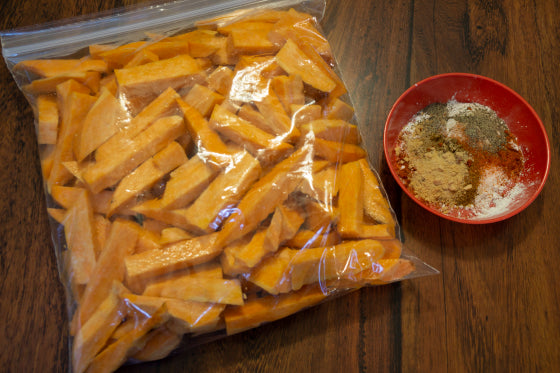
{"left": 384, "top": 73, "right": 550, "bottom": 223}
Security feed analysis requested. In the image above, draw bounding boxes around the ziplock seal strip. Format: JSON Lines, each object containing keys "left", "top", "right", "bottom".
{"left": 1, "top": 0, "right": 326, "bottom": 65}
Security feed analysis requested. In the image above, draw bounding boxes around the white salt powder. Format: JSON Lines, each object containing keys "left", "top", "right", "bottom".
{"left": 446, "top": 100, "right": 492, "bottom": 117}
{"left": 471, "top": 166, "right": 528, "bottom": 218}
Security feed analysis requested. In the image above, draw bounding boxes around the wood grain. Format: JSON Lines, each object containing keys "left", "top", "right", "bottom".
{"left": 0, "top": 1, "right": 559, "bottom": 372}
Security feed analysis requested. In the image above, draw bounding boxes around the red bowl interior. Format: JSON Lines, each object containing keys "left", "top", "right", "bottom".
{"left": 384, "top": 73, "right": 551, "bottom": 223}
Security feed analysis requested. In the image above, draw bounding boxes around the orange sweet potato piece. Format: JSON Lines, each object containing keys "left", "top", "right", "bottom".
{"left": 176, "top": 98, "right": 232, "bottom": 166}
{"left": 229, "top": 55, "right": 276, "bottom": 102}
{"left": 217, "top": 20, "right": 274, "bottom": 35}
{"left": 131, "top": 200, "right": 194, "bottom": 230}
{"left": 221, "top": 231, "right": 265, "bottom": 276}
{"left": 224, "top": 284, "right": 327, "bottom": 335}
{"left": 357, "top": 158, "right": 395, "bottom": 226}
{"left": 173, "top": 29, "right": 223, "bottom": 58}
{"left": 159, "top": 227, "right": 194, "bottom": 245}
{"left": 270, "top": 74, "right": 305, "bottom": 114}
{"left": 87, "top": 190, "right": 113, "bottom": 215}
{"left": 207, "top": 66, "right": 235, "bottom": 96}
{"left": 40, "top": 145, "right": 56, "bottom": 180}
{"left": 15, "top": 58, "right": 108, "bottom": 78}
{"left": 48, "top": 208, "right": 66, "bottom": 224}
{"left": 166, "top": 260, "right": 225, "bottom": 280}
{"left": 195, "top": 57, "right": 213, "bottom": 71}
{"left": 140, "top": 219, "right": 171, "bottom": 235}
{"left": 108, "top": 317, "right": 138, "bottom": 341}
{"left": 122, "top": 293, "right": 225, "bottom": 334}
{"left": 74, "top": 89, "right": 128, "bottom": 162}
{"left": 296, "top": 40, "right": 347, "bottom": 100}
{"left": 230, "top": 26, "right": 278, "bottom": 54}
{"left": 52, "top": 79, "right": 90, "bottom": 131}
{"left": 115, "top": 54, "right": 203, "bottom": 111}
{"left": 143, "top": 276, "right": 243, "bottom": 305}
{"left": 375, "top": 259, "right": 415, "bottom": 283}
{"left": 63, "top": 161, "right": 86, "bottom": 182}
{"left": 339, "top": 259, "right": 414, "bottom": 286}
{"left": 301, "top": 119, "right": 361, "bottom": 145}
{"left": 56, "top": 78, "right": 91, "bottom": 110}
{"left": 23, "top": 71, "right": 100, "bottom": 95}
{"left": 125, "top": 222, "right": 162, "bottom": 254}
{"left": 130, "top": 328, "right": 182, "bottom": 362}
{"left": 130, "top": 261, "right": 223, "bottom": 294}
{"left": 254, "top": 89, "right": 301, "bottom": 141}
{"left": 50, "top": 185, "right": 112, "bottom": 215}
{"left": 77, "top": 220, "right": 139, "bottom": 327}
{"left": 159, "top": 154, "right": 219, "bottom": 210}
{"left": 180, "top": 150, "right": 262, "bottom": 233}
{"left": 285, "top": 229, "right": 341, "bottom": 249}
{"left": 290, "top": 239, "right": 386, "bottom": 291}
{"left": 124, "top": 233, "right": 221, "bottom": 283}
{"left": 72, "top": 283, "right": 126, "bottom": 373}
{"left": 275, "top": 39, "right": 336, "bottom": 93}
{"left": 99, "top": 74, "right": 118, "bottom": 96}
{"left": 268, "top": 8, "right": 332, "bottom": 60}
{"left": 302, "top": 198, "right": 339, "bottom": 232}
{"left": 75, "top": 87, "right": 129, "bottom": 162}
{"left": 85, "top": 304, "right": 169, "bottom": 373}
{"left": 183, "top": 84, "right": 225, "bottom": 117}
{"left": 89, "top": 44, "right": 115, "bottom": 58}
{"left": 82, "top": 71, "right": 101, "bottom": 94}
{"left": 92, "top": 214, "right": 111, "bottom": 259}
{"left": 228, "top": 228, "right": 276, "bottom": 275}
{"left": 337, "top": 160, "right": 364, "bottom": 238}
{"left": 144, "top": 40, "right": 190, "bottom": 60}
{"left": 291, "top": 104, "right": 322, "bottom": 126}
{"left": 123, "top": 49, "right": 159, "bottom": 68}
{"left": 209, "top": 104, "right": 293, "bottom": 164}
{"left": 297, "top": 165, "right": 340, "bottom": 204}
{"left": 95, "top": 87, "right": 180, "bottom": 162}
{"left": 166, "top": 301, "right": 226, "bottom": 335}
{"left": 323, "top": 97, "right": 355, "bottom": 121}
{"left": 108, "top": 141, "right": 187, "bottom": 216}
{"left": 269, "top": 205, "right": 306, "bottom": 246}
{"left": 380, "top": 239, "right": 403, "bottom": 259}
{"left": 35, "top": 95, "right": 58, "bottom": 144}
{"left": 82, "top": 115, "right": 186, "bottom": 193}
{"left": 312, "top": 138, "right": 367, "bottom": 163}
{"left": 248, "top": 248, "right": 296, "bottom": 295}
{"left": 62, "top": 188, "right": 97, "bottom": 285}
{"left": 175, "top": 131, "right": 195, "bottom": 154}
{"left": 205, "top": 36, "right": 236, "bottom": 65}
{"left": 357, "top": 224, "right": 395, "bottom": 240}
{"left": 225, "top": 204, "right": 304, "bottom": 274}
{"left": 215, "top": 145, "right": 311, "bottom": 248}
{"left": 97, "top": 41, "right": 147, "bottom": 67}
{"left": 48, "top": 88, "right": 96, "bottom": 189}
{"left": 237, "top": 104, "right": 269, "bottom": 131}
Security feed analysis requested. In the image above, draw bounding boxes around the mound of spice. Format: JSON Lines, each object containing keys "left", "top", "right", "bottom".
{"left": 394, "top": 100, "right": 524, "bottom": 216}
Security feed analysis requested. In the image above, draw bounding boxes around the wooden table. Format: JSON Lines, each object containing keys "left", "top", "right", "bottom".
{"left": 1, "top": 0, "right": 558, "bottom": 372}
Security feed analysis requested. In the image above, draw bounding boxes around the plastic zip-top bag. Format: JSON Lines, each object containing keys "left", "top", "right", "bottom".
{"left": 2, "top": 0, "right": 437, "bottom": 371}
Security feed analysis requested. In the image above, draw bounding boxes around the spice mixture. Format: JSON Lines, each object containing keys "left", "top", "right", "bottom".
{"left": 394, "top": 100, "right": 524, "bottom": 216}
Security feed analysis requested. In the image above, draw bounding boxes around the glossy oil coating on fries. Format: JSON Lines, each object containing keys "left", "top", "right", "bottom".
{"left": 7, "top": 4, "right": 425, "bottom": 373}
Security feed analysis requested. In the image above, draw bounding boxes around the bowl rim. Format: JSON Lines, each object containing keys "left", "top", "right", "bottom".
{"left": 383, "top": 72, "right": 551, "bottom": 224}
